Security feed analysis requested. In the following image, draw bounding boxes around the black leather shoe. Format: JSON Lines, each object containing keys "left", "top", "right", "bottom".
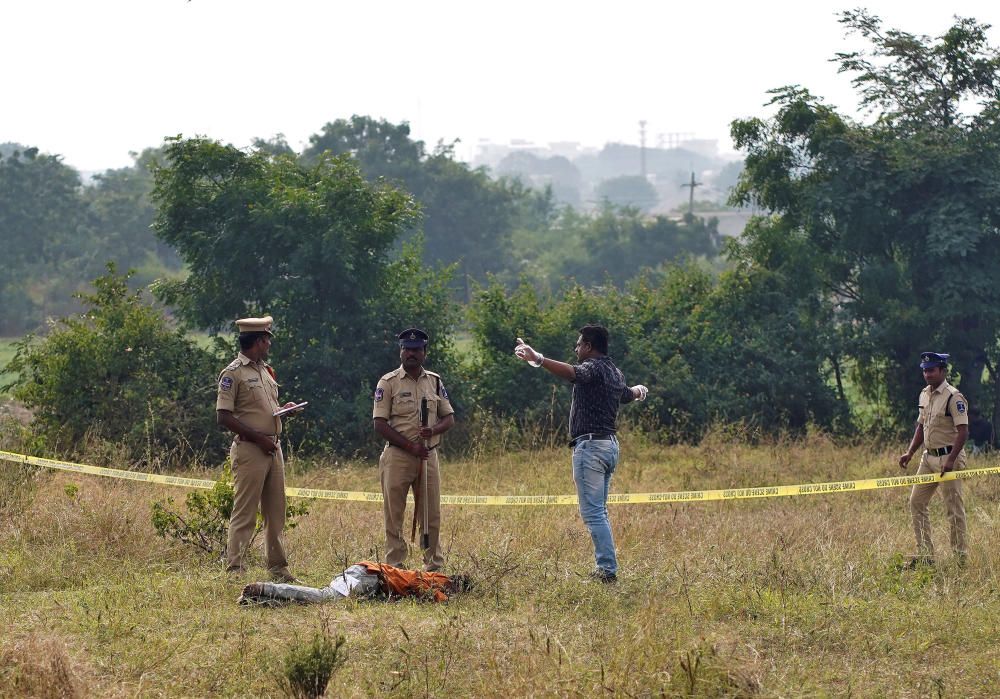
{"left": 587, "top": 569, "right": 618, "bottom": 584}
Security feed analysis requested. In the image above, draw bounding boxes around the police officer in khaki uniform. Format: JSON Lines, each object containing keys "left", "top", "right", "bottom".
{"left": 217, "top": 316, "right": 300, "bottom": 582}
{"left": 373, "top": 328, "right": 455, "bottom": 571}
{"left": 898, "top": 352, "right": 969, "bottom": 567}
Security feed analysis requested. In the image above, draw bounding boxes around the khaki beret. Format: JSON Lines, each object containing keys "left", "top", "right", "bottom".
{"left": 235, "top": 315, "right": 274, "bottom": 335}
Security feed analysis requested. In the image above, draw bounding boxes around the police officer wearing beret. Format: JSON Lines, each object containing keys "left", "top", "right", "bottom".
{"left": 216, "top": 316, "right": 300, "bottom": 582}
{"left": 898, "top": 352, "right": 969, "bottom": 567}
{"left": 373, "top": 328, "right": 455, "bottom": 571}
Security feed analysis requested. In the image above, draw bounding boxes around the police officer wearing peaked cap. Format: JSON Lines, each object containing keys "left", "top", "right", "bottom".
{"left": 373, "top": 328, "right": 455, "bottom": 571}
{"left": 217, "top": 315, "right": 301, "bottom": 583}
{"left": 898, "top": 351, "right": 969, "bottom": 567}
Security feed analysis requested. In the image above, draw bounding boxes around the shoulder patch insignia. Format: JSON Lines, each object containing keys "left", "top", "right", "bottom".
{"left": 374, "top": 387, "right": 384, "bottom": 402}
{"left": 220, "top": 376, "right": 233, "bottom": 392}
{"left": 956, "top": 400, "right": 966, "bottom": 414}
{"left": 439, "top": 383, "right": 448, "bottom": 399}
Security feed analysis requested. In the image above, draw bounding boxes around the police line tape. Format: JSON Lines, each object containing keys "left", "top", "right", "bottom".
{"left": 2, "top": 449, "right": 999, "bottom": 506}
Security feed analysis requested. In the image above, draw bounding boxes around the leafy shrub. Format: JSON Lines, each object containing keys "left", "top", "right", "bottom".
{"left": 465, "top": 263, "right": 848, "bottom": 443}
{"left": 278, "top": 625, "right": 346, "bottom": 699}
{"left": 151, "top": 461, "right": 309, "bottom": 555}
{"left": 2, "top": 264, "right": 226, "bottom": 467}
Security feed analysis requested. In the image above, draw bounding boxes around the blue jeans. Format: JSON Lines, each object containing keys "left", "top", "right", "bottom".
{"left": 572, "top": 437, "right": 620, "bottom": 575}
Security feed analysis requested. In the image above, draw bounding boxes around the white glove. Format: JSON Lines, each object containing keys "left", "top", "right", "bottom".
{"left": 514, "top": 337, "right": 544, "bottom": 367}
{"left": 631, "top": 384, "right": 648, "bottom": 401}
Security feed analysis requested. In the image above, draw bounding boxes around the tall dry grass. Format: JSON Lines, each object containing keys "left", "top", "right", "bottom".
{"left": 3, "top": 428, "right": 1000, "bottom": 696}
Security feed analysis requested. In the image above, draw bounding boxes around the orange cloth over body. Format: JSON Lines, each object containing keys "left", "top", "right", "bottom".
{"left": 358, "top": 561, "right": 452, "bottom": 602}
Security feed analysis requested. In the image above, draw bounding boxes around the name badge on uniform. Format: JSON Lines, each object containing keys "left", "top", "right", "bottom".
{"left": 400, "top": 391, "right": 412, "bottom": 397}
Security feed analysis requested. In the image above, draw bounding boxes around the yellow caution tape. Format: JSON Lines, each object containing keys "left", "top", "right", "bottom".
{"left": 2, "top": 449, "right": 998, "bottom": 506}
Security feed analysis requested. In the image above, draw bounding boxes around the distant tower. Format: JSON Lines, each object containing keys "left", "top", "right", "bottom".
{"left": 681, "top": 171, "right": 702, "bottom": 216}
{"left": 639, "top": 120, "right": 647, "bottom": 178}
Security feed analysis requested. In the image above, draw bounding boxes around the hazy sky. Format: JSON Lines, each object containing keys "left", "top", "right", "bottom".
{"left": 4, "top": 0, "right": 998, "bottom": 172}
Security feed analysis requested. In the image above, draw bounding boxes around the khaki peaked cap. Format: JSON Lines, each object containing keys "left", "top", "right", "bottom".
{"left": 236, "top": 316, "right": 274, "bottom": 335}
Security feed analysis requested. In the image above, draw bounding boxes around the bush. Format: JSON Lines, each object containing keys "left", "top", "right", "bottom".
{"left": 2, "top": 264, "right": 226, "bottom": 467}
{"left": 151, "top": 461, "right": 310, "bottom": 556}
{"left": 465, "top": 263, "right": 849, "bottom": 443}
{"left": 278, "top": 625, "right": 346, "bottom": 699}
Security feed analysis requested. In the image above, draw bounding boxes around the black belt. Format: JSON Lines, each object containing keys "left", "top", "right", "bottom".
{"left": 927, "top": 446, "right": 953, "bottom": 457}
{"left": 569, "top": 433, "right": 614, "bottom": 448}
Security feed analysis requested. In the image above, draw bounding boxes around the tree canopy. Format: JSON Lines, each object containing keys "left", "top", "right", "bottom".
{"left": 0, "top": 145, "right": 180, "bottom": 334}
{"left": 300, "top": 116, "right": 524, "bottom": 295}
{"left": 151, "top": 137, "right": 460, "bottom": 451}
{"left": 730, "top": 9, "right": 1000, "bottom": 428}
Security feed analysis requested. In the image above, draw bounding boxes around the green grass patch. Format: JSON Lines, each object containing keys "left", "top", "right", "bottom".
{"left": 3, "top": 440, "right": 1000, "bottom": 695}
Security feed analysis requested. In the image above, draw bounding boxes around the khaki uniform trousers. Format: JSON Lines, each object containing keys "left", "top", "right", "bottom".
{"left": 379, "top": 445, "right": 444, "bottom": 570}
{"left": 226, "top": 439, "right": 289, "bottom": 574}
{"left": 909, "top": 451, "right": 968, "bottom": 558}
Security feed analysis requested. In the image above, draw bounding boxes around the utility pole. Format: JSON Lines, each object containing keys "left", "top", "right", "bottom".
{"left": 638, "top": 120, "right": 647, "bottom": 178}
{"left": 680, "top": 171, "right": 702, "bottom": 216}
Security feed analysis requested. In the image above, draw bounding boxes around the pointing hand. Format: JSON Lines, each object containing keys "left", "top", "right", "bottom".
{"left": 514, "top": 337, "right": 538, "bottom": 363}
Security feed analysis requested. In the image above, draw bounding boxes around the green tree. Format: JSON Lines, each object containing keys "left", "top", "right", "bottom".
{"left": 300, "top": 115, "right": 423, "bottom": 181}
{"left": 85, "top": 147, "right": 181, "bottom": 285}
{"left": 730, "top": 10, "right": 1000, "bottom": 427}
{"left": 2, "top": 265, "right": 224, "bottom": 465}
{"left": 151, "top": 137, "right": 459, "bottom": 453}
{"left": 0, "top": 144, "right": 182, "bottom": 334}
{"left": 556, "top": 205, "right": 720, "bottom": 287}
{"left": 300, "top": 116, "right": 530, "bottom": 295}
{"left": 252, "top": 133, "right": 296, "bottom": 158}
{"left": 0, "top": 146, "right": 89, "bottom": 333}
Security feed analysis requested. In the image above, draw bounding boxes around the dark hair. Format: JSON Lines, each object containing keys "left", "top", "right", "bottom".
{"left": 578, "top": 325, "right": 609, "bottom": 354}
{"left": 239, "top": 332, "right": 268, "bottom": 352}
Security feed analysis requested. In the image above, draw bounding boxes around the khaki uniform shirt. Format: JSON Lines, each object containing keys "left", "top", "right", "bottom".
{"left": 918, "top": 380, "right": 968, "bottom": 450}
{"left": 373, "top": 367, "right": 454, "bottom": 448}
{"left": 216, "top": 353, "right": 282, "bottom": 435}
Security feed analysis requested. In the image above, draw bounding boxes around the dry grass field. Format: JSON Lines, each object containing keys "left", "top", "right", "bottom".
{"left": 3, "top": 429, "right": 1000, "bottom": 697}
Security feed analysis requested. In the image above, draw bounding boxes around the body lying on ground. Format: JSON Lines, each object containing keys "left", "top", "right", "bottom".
{"left": 238, "top": 561, "right": 472, "bottom": 606}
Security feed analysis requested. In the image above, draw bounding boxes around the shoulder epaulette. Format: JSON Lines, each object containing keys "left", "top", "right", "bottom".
{"left": 944, "top": 384, "right": 962, "bottom": 416}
